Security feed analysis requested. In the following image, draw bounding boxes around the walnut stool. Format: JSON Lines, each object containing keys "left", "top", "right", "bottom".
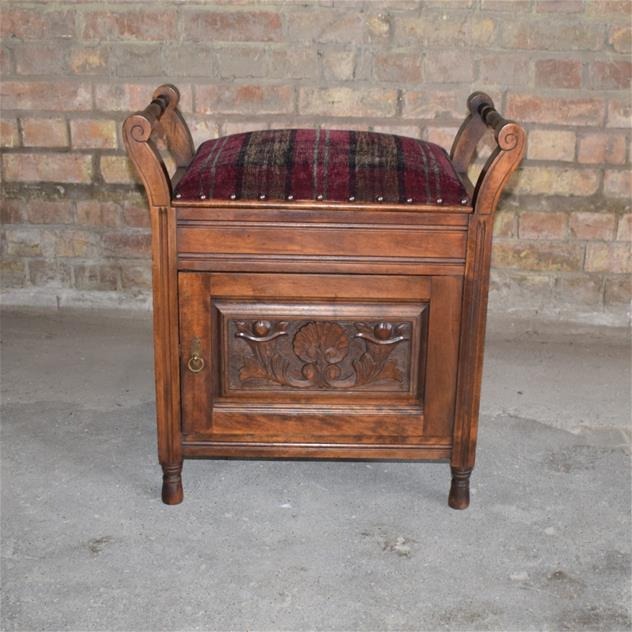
{"left": 123, "top": 85, "right": 526, "bottom": 509}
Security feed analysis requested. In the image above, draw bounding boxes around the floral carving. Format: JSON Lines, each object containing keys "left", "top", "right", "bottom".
{"left": 233, "top": 319, "right": 410, "bottom": 390}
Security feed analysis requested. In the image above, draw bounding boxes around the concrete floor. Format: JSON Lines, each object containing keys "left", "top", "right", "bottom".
{"left": 1, "top": 309, "right": 630, "bottom": 631}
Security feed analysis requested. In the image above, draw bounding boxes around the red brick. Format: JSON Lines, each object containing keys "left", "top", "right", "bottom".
{"left": 286, "top": 11, "right": 363, "bottom": 44}
{"left": 604, "top": 170, "right": 632, "bottom": 197}
{"left": 121, "top": 202, "right": 150, "bottom": 229}
{"left": 269, "top": 48, "right": 322, "bottom": 81}
{"left": 103, "top": 231, "right": 151, "bottom": 258}
{"left": 492, "top": 241, "right": 584, "bottom": 272}
{"left": 69, "top": 47, "right": 109, "bottom": 74}
{"left": 424, "top": 0, "right": 474, "bottom": 7}
{"left": 585, "top": 242, "right": 632, "bottom": 273}
{"left": 424, "top": 51, "right": 475, "bottom": 83}
{"left": 569, "top": 212, "right": 616, "bottom": 240}
{"left": 29, "top": 259, "right": 72, "bottom": 288}
{"left": 0, "top": 119, "right": 20, "bottom": 148}
{"left": 73, "top": 263, "right": 119, "bottom": 291}
{"left": 501, "top": 20, "right": 604, "bottom": 51}
{"left": 617, "top": 214, "right": 632, "bottom": 241}
{"left": 70, "top": 119, "right": 118, "bottom": 149}
{"left": 395, "top": 15, "right": 496, "bottom": 47}
{"left": 111, "top": 43, "right": 165, "bottom": 78}
{"left": 21, "top": 118, "right": 68, "bottom": 148}
{"left": 577, "top": 133, "right": 626, "bottom": 165}
{"left": 0, "top": 47, "right": 12, "bottom": 75}
{"left": 402, "top": 90, "right": 463, "bottom": 119}
{"left": 76, "top": 201, "right": 121, "bottom": 228}
{"left": 519, "top": 211, "right": 567, "bottom": 239}
{"left": 605, "top": 275, "right": 632, "bottom": 305}
{"left": 3, "top": 153, "right": 92, "bottom": 184}
{"left": 120, "top": 261, "right": 152, "bottom": 290}
{"left": 535, "top": 59, "right": 582, "bottom": 89}
{"left": 374, "top": 52, "right": 423, "bottom": 83}
{"left": 95, "top": 83, "right": 156, "bottom": 112}
{"left": 506, "top": 94, "right": 605, "bottom": 126}
{"left": 100, "top": 156, "right": 139, "bottom": 184}
{"left": 321, "top": 49, "right": 356, "bottom": 81}
{"left": 1, "top": 259, "right": 27, "bottom": 288}
{"left": 82, "top": 10, "right": 177, "bottom": 41}
{"left": 510, "top": 166, "right": 600, "bottom": 196}
{"left": 183, "top": 11, "right": 282, "bottom": 42}
{"left": 589, "top": 61, "right": 632, "bottom": 90}
{"left": 196, "top": 84, "right": 294, "bottom": 115}
{"left": 367, "top": 14, "right": 391, "bottom": 41}
{"left": 299, "top": 86, "right": 398, "bottom": 117}
{"left": 494, "top": 211, "right": 517, "bottom": 238}
{"left": 586, "top": 0, "right": 632, "bottom": 16}
{"left": 606, "top": 98, "right": 632, "bottom": 128}
{"left": 609, "top": 26, "right": 632, "bottom": 53}
{"left": 1, "top": 81, "right": 91, "bottom": 111}
{"left": 14, "top": 43, "right": 67, "bottom": 75}
{"left": 54, "top": 229, "right": 101, "bottom": 258}
{"left": 0, "top": 199, "right": 24, "bottom": 224}
{"left": 482, "top": 0, "right": 531, "bottom": 9}
{"left": 535, "top": 0, "right": 585, "bottom": 11}
{"left": 4, "top": 228, "right": 56, "bottom": 257}
{"left": 26, "top": 200, "right": 74, "bottom": 225}
{"left": 0, "top": 9, "right": 74, "bottom": 40}
{"left": 215, "top": 46, "right": 269, "bottom": 80}
{"left": 527, "top": 130, "right": 576, "bottom": 162}
{"left": 162, "top": 46, "right": 215, "bottom": 78}
{"left": 479, "top": 55, "right": 530, "bottom": 86}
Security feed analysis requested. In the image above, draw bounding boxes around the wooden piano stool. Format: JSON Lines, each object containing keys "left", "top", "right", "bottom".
{"left": 123, "top": 85, "right": 526, "bottom": 509}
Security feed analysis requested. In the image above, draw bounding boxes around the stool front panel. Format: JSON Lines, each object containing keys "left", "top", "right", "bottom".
{"left": 178, "top": 271, "right": 462, "bottom": 447}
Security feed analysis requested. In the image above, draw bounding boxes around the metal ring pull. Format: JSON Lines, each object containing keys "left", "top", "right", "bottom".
{"left": 187, "top": 355, "right": 205, "bottom": 373}
{"left": 187, "top": 337, "right": 205, "bottom": 373}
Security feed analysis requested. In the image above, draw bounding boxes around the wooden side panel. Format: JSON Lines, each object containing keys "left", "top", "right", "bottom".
{"left": 452, "top": 214, "right": 494, "bottom": 470}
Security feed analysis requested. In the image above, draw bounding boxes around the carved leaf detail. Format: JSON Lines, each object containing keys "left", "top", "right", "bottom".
{"left": 379, "top": 359, "right": 402, "bottom": 382}
{"left": 239, "top": 356, "right": 268, "bottom": 382}
{"left": 234, "top": 319, "right": 410, "bottom": 390}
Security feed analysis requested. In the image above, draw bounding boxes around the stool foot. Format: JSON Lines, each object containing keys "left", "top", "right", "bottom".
{"left": 448, "top": 467, "right": 472, "bottom": 510}
{"left": 161, "top": 462, "right": 183, "bottom": 505}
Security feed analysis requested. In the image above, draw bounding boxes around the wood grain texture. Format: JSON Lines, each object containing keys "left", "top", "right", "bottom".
{"left": 177, "top": 224, "right": 467, "bottom": 259}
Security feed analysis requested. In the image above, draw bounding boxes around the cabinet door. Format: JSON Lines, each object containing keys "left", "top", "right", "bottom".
{"left": 178, "top": 272, "right": 461, "bottom": 446}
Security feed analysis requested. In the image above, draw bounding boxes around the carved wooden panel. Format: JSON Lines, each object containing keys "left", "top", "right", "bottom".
{"left": 216, "top": 302, "right": 427, "bottom": 399}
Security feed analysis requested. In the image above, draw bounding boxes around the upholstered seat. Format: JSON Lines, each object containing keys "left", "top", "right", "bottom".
{"left": 173, "top": 129, "right": 470, "bottom": 206}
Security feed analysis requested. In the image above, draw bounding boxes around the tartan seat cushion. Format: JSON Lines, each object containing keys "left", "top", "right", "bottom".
{"left": 173, "top": 129, "right": 469, "bottom": 206}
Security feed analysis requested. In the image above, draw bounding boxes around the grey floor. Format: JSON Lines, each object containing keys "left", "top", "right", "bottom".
{"left": 1, "top": 309, "right": 630, "bottom": 632}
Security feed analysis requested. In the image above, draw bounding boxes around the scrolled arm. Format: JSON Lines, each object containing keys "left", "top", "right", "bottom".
{"left": 122, "top": 84, "right": 195, "bottom": 207}
{"left": 451, "top": 91, "right": 526, "bottom": 215}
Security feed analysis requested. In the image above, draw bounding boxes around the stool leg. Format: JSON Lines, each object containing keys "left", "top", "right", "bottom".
{"left": 161, "top": 462, "right": 183, "bottom": 505}
{"left": 448, "top": 466, "right": 472, "bottom": 510}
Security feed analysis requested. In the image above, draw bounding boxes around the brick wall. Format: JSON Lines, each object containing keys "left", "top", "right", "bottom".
{"left": 1, "top": 0, "right": 630, "bottom": 322}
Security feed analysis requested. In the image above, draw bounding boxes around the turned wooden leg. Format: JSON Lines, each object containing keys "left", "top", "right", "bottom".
{"left": 161, "top": 462, "right": 183, "bottom": 505}
{"left": 448, "top": 467, "right": 472, "bottom": 510}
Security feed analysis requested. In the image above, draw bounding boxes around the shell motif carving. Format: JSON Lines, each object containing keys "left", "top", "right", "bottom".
{"left": 233, "top": 319, "right": 410, "bottom": 390}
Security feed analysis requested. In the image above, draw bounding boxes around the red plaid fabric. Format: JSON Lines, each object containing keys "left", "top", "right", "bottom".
{"left": 174, "top": 129, "right": 469, "bottom": 206}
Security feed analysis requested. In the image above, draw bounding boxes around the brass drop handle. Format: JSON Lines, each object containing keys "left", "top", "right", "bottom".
{"left": 187, "top": 337, "right": 205, "bottom": 373}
